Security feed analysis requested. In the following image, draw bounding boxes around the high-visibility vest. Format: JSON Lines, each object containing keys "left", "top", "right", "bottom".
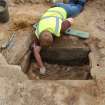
{"left": 35, "top": 7, "right": 67, "bottom": 39}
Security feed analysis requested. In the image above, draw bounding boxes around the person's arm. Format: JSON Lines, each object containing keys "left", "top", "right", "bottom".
{"left": 61, "top": 18, "right": 74, "bottom": 34}
{"left": 60, "top": 18, "right": 78, "bottom": 40}
{"left": 33, "top": 44, "right": 43, "bottom": 67}
{"left": 32, "top": 42, "right": 46, "bottom": 74}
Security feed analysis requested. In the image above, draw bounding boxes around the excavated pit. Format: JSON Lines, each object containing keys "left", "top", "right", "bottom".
{"left": 1, "top": 1, "right": 99, "bottom": 80}
{"left": 28, "top": 62, "right": 91, "bottom": 80}
{"left": 27, "top": 38, "right": 92, "bottom": 80}
{"left": 0, "top": 1, "right": 105, "bottom": 104}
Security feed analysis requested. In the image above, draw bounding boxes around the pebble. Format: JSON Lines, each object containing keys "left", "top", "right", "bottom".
{"left": 66, "top": 67, "right": 71, "bottom": 71}
{"left": 0, "top": 6, "right": 4, "bottom": 12}
{"left": 53, "top": 64, "right": 58, "bottom": 68}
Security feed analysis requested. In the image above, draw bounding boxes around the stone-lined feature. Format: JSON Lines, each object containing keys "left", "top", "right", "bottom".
{"left": 41, "top": 39, "right": 90, "bottom": 65}
{"left": 0, "top": 53, "right": 28, "bottom": 82}
{"left": 2, "top": 30, "right": 33, "bottom": 65}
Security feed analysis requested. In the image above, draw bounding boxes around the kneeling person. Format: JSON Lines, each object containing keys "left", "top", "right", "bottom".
{"left": 32, "top": 0, "right": 86, "bottom": 75}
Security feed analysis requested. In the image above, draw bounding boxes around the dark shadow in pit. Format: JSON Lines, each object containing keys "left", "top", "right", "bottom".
{"left": 28, "top": 47, "right": 92, "bottom": 80}
{"left": 27, "top": 38, "right": 93, "bottom": 80}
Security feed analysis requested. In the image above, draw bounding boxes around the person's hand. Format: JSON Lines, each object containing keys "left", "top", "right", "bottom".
{"left": 66, "top": 18, "right": 74, "bottom": 25}
{"left": 40, "top": 67, "right": 46, "bottom": 75}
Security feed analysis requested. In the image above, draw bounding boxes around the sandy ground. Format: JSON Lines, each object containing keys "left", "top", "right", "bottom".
{"left": 0, "top": 0, "right": 105, "bottom": 80}
{"left": 74, "top": 0, "right": 105, "bottom": 39}
{"left": 0, "top": 1, "right": 49, "bottom": 42}
{"left": 0, "top": 1, "right": 105, "bottom": 105}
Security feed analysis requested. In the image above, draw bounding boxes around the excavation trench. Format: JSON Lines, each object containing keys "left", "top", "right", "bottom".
{"left": 0, "top": 19, "right": 92, "bottom": 80}
{"left": 27, "top": 38, "right": 92, "bottom": 80}
{"left": 0, "top": 1, "right": 95, "bottom": 80}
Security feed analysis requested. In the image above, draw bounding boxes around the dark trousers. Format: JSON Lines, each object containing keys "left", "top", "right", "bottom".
{"left": 55, "top": 0, "right": 86, "bottom": 17}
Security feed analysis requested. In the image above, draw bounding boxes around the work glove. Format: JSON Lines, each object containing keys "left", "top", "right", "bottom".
{"left": 40, "top": 67, "right": 46, "bottom": 75}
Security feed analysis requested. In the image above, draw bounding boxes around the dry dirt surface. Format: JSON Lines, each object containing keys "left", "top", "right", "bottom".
{"left": 0, "top": 0, "right": 105, "bottom": 105}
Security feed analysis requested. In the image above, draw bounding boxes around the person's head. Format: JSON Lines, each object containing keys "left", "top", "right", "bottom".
{"left": 39, "top": 31, "right": 53, "bottom": 47}
{"left": 61, "top": 18, "right": 74, "bottom": 33}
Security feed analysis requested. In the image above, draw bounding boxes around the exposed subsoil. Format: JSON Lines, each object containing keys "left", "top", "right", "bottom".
{"left": 0, "top": 0, "right": 105, "bottom": 80}
{"left": 0, "top": 1, "right": 105, "bottom": 105}
{"left": 28, "top": 63, "right": 91, "bottom": 80}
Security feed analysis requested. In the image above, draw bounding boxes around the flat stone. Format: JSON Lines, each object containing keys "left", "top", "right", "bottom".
{"left": 0, "top": 53, "right": 8, "bottom": 65}
{"left": 41, "top": 39, "right": 90, "bottom": 65}
{"left": 2, "top": 29, "right": 33, "bottom": 65}
{"left": 0, "top": 65, "right": 28, "bottom": 82}
{"left": 0, "top": 32, "right": 5, "bottom": 41}
{"left": 20, "top": 51, "right": 31, "bottom": 73}
{"left": 88, "top": 44, "right": 105, "bottom": 79}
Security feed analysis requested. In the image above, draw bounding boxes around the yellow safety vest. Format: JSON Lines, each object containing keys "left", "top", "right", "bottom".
{"left": 35, "top": 7, "right": 67, "bottom": 39}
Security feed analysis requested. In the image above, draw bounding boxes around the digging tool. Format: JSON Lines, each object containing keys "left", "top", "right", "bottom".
{"left": 1, "top": 32, "right": 16, "bottom": 49}
{"left": 65, "top": 28, "right": 90, "bottom": 39}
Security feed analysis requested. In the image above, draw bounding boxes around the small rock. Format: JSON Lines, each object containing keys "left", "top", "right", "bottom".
{"left": 2, "top": 30, "right": 33, "bottom": 65}
{"left": 53, "top": 64, "right": 59, "bottom": 68}
{"left": 0, "top": 53, "right": 8, "bottom": 65}
{"left": 66, "top": 67, "right": 71, "bottom": 71}
{"left": 41, "top": 39, "right": 90, "bottom": 65}
{"left": 0, "top": 65, "right": 28, "bottom": 82}
{"left": 21, "top": 51, "right": 31, "bottom": 73}
{"left": 62, "top": 66, "right": 67, "bottom": 71}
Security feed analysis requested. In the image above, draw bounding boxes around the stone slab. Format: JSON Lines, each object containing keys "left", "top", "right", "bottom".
{"left": 0, "top": 53, "right": 8, "bottom": 65}
{"left": 0, "top": 65, "right": 28, "bottom": 82}
{"left": 20, "top": 51, "right": 31, "bottom": 73}
{"left": 41, "top": 39, "right": 90, "bottom": 65}
{"left": 2, "top": 29, "right": 33, "bottom": 65}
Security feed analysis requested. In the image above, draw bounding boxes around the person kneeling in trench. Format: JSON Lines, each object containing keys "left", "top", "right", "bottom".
{"left": 32, "top": 0, "right": 87, "bottom": 75}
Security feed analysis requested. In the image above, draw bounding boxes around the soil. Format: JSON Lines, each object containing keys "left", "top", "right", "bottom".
{"left": 0, "top": 1, "right": 105, "bottom": 105}
{"left": 0, "top": 0, "right": 105, "bottom": 80}
{"left": 28, "top": 63, "right": 91, "bottom": 80}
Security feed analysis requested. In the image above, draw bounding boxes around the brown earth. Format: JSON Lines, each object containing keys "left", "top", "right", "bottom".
{"left": 0, "top": 0, "right": 105, "bottom": 105}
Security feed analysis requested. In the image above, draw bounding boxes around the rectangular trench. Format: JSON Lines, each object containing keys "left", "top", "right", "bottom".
{"left": 27, "top": 38, "right": 92, "bottom": 80}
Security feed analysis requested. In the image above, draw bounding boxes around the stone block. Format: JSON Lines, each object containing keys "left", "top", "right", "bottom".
{"left": 2, "top": 30, "right": 33, "bottom": 65}
{"left": 41, "top": 39, "right": 90, "bottom": 65}
{"left": 0, "top": 65, "right": 28, "bottom": 82}
{"left": 20, "top": 51, "right": 31, "bottom": 73}
{"left": 0, "top": 53, "right": 8, "bottom": 65}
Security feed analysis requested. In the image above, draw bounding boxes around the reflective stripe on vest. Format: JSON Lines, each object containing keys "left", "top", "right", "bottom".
{"left": 55, "top": 16, "right": 59, "bottom": 34}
